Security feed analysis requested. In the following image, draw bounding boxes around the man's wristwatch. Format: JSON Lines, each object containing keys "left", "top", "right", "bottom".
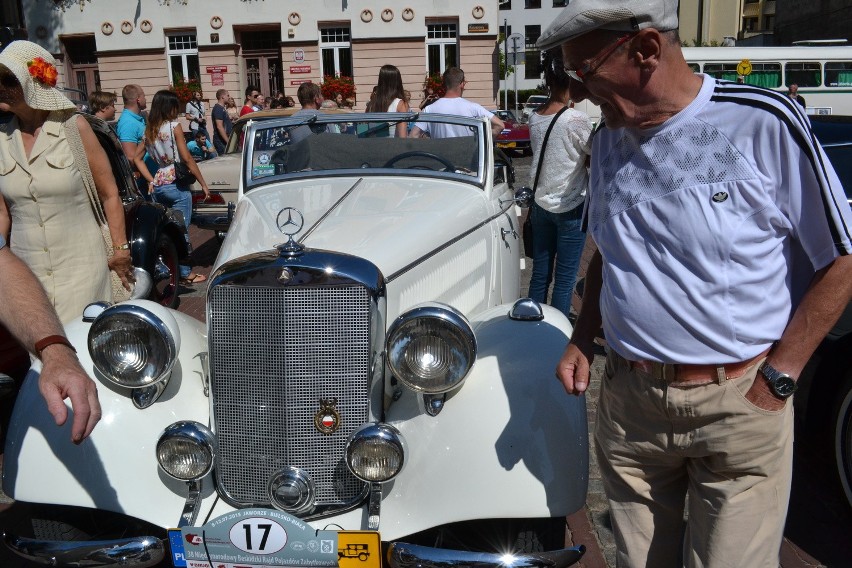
{"left": 758, "top": 361, "right": 798, "bottom": 399}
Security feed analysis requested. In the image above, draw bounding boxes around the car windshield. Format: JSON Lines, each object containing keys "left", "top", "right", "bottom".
{"left": 241, "top": 112, "right": 486, "bottom": 190}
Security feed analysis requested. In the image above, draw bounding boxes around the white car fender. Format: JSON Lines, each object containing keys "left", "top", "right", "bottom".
{"left": 2, "top": 303, "right": 212, "bottom": 528}
{"left": 374, "top": 302, "right": 588, "bottom": 539}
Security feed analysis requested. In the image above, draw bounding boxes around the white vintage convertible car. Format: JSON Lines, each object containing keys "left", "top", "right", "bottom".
{"left": 2, "top": 112, "right": 589, "bottom": 568}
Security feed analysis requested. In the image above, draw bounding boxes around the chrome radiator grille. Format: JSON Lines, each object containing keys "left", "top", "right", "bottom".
{"left": 209, "top": 284, "right": 372, "bottom": 507}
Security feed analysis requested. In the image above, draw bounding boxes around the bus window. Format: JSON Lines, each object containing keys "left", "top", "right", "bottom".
{"left": 704, "top": 62, "right": 781, "bottom": 88}
{"left": 785, "top": 62, "right": 821, "bottom": 87}
{"left": 687, "top": 63, "right": 700, "bottom": 73}
{"left": 825, "top": 62, "right": 852, "bottom": 87}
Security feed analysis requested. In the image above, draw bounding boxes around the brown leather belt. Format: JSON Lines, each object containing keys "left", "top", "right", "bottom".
{"left": 622, "top": 349, "right": 770, "bottom": 385}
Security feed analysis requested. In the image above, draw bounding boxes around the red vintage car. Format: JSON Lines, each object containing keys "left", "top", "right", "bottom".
{"left": 494, "top": 110, "right": 531, "bottom": 156}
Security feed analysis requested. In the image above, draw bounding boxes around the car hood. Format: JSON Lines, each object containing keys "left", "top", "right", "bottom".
{"left": 214, "top": 176, "right": 489, "bottom": 277}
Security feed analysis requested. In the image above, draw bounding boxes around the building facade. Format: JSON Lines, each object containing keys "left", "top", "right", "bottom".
{"left": 20, "top": 0, "right": 500, "bottom": 114}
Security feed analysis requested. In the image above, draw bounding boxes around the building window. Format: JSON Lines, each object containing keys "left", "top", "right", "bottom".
{"left": 320, "top": 27, "right": 352, "bottom": 77}
{"left": 63, "top": 35, "right": 99, "bottom": 99}
{"left": 742, "top": 17, "right": 758, "bottom": 33}
{"left": 499, "top": 0, "right": 512, "bottom": 10}
{"left": 524, "top": 25, "right": 541, "bottom": 80}
{"left": 553, "top": 0, "right": 567, "bottom": 6}
{"left": 763, "top": 15, "right": 775, "bottom": 30}
{"left": 525, "top": 0, "right": 542, "bottom": 8}
{"left": 427, "top": 23, "right": 458, "bottom": 76}
{"left": 167, "top": 32, "right": 199, "bottom": 83}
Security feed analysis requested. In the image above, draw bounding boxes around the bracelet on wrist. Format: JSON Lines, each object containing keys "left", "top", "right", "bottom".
{"left": 115, "top": 242, "right": 130, "bottom": 250}
{"left": 35, "top": 335, "right": 76, "bottom": 356}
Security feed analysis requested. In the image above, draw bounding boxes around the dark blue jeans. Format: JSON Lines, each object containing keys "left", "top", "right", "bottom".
{"left": 528, "top": 202, "right": 586, "bottom": 318}
{"left": 152, "top": 182, "right": 192, "bottom": 279}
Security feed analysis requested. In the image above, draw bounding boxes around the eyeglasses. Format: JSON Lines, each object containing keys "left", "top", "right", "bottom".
{"left": 562, "top": 33, "right": 635, "bottom": 83}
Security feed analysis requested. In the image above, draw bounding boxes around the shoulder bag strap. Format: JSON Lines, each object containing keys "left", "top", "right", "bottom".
{"left": 532, "top": 105, "right": 570, "bottom": 192}
{"left": 64, "top": 112, "right": 109, "bottom": 228}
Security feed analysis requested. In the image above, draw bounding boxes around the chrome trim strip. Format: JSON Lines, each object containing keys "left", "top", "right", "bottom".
{"left": 299, "top": 178, "right": 364, "bottom": 243}
{"left": 386, "top": 205, "right": 514, "bottom": 283}
{"left": 387, "top": 542, "right": 586, "bottom": 568}
{"left": 3, "top": 532, "right": 164, "bottom": 568}
{"left": 179, "top": 480, "right": 203, "bottom": 528}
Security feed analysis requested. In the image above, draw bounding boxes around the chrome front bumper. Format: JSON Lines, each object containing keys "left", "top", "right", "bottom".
{"left": 388, "top": 542, "right": 586, "bottom": 568}
{"left": 3, "top": 534, "right": 584, "bottom": 568}
{"left": 3, "top": 532, "right": 164, "bottom": 567}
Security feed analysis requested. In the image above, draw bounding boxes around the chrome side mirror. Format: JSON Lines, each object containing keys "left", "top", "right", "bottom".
{"left": 513, "top": 186, "right": 534, "bottom": 208}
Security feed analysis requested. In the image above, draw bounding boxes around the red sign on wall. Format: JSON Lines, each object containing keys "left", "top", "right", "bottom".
{"left": 289, "top": 65, "right": 311, "bottom": 74}
{"left": 290, "top": 79, "right": 311, "bottom": 86}
{"left": 205, "top": 66, "right": 228, "bottom": 73}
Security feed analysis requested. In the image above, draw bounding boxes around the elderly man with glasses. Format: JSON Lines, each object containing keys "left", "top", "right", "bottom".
{"left": 541, "top": 0, "right": 852, "bottom": 566}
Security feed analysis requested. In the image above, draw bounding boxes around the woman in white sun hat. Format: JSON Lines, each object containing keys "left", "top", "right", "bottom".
{"left": 0, "top": 40, "right": 133, "bottom": 323}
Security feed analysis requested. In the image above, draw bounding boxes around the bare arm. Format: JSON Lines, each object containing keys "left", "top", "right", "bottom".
{"left": 121, "top": 141, "right": 138, "bottom": 165}
{"left": 77, "top": 116, "right": 133, "bottom": 290}
{"left": 555, "top": 249, "right": 603, "bottom": 395}
{"left": 0, "top": 194, "right": 10, "bottom": 241}
{"left": 0, "top": 246, "right": 101, "bottom": 443}
{"left": 747, "top": 254, "right": 852, "bottom": 410}
{"left": 133, "top": 140, "right": 154, "bottom": 188}
{"left": 490, "top": 114, "right": 505, "bottom": 138}
{"left": 395, "top": 99, "right": 410, "bottom": 138}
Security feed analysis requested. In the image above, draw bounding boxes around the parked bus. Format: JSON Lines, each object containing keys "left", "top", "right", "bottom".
{"left": 572, "top": 45, "right": 852, "bottom": 124}
{"left": 682, "top": 45, "right": 852, "bottom": 116}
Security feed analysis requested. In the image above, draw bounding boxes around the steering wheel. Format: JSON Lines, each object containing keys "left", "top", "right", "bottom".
{"left": 383, "top": 151, "right": 455, "bottom": 171}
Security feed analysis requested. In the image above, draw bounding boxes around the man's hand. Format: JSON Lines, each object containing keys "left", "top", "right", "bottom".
{"left": 38, "top": 345, "right": 101, "bottom": 444}
{"left": 555, "top": 339, "right": 596, "bottom": 395}
{"left": 744, "top": 370, "right": 787, "bottom": 411}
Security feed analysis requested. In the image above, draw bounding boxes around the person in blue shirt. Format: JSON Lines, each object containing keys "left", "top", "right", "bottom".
{"left": 115, "top": 84, "right": 155, "bottom": 196}
{"left": 186, "top": 131, "right": 218, "bottom": 162}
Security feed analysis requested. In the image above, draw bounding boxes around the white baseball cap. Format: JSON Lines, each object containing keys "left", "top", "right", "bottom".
{"left": 537, "top": 0, "right": 680, "bottom": 52}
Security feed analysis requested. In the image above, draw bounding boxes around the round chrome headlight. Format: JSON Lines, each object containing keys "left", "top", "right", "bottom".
{"left": 156, "top": 421, "right": 216, "bottom": 481}
{"left": 88, "top": 302, "right": 179, "bottom": 388}
{"left": 346, "top": 423, "right": 405, "bottom": 482}
{"left": 386, "top": 303, "right": 476, "bottom": 394}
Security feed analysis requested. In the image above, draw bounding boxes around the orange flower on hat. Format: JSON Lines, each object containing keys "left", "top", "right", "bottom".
{"left": 26, "top": 57, "right": 58, "bottom": 88}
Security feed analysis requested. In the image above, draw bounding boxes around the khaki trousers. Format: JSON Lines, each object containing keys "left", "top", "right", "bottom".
{"left": 596, "top": 349, "right": 794, "bottom": 568}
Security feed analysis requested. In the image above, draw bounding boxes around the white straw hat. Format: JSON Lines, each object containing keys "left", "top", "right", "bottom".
{"left": 0, "top": 40, "right": 76, "bottom": 111}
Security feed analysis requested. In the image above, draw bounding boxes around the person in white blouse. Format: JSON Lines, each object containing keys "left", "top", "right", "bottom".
{"left": 527, "top": 49, "right": 592, "bottom": 318}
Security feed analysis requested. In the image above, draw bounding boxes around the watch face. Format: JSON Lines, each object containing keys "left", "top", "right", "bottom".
{"left": 773, "top": 376, "right": 798, "bottom": 398}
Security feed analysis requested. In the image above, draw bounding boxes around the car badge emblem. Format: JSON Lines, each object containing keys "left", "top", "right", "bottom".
{"left": 278, "top": 267, "right": 294, "bottom": 284}
{"left": 276, "top": 207, "right": 305, "bottom": 256}
{"left": 258, "top": 152, "right": 271, "bottom": 165}
{"left": 712, "top": 191, "right": 729, "bottom": 203}
{"left": 314, "top": 398, "right": 341, "bottom": 435}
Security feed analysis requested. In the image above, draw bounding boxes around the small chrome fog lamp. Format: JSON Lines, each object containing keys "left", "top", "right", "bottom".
{"left": 386, "top": 303, "right": 476, "bottom": 394}
{"left": 88, "top": 301, "right": 179, "bottom": 389}
{"left": 268, "top": 466, "right": 316, "bottom": 515}
{"left": 346, "top": 423, "right": 405, "bottom": 483}
{"left": 156, "top": 421, "right": 216, "bottom": 481}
